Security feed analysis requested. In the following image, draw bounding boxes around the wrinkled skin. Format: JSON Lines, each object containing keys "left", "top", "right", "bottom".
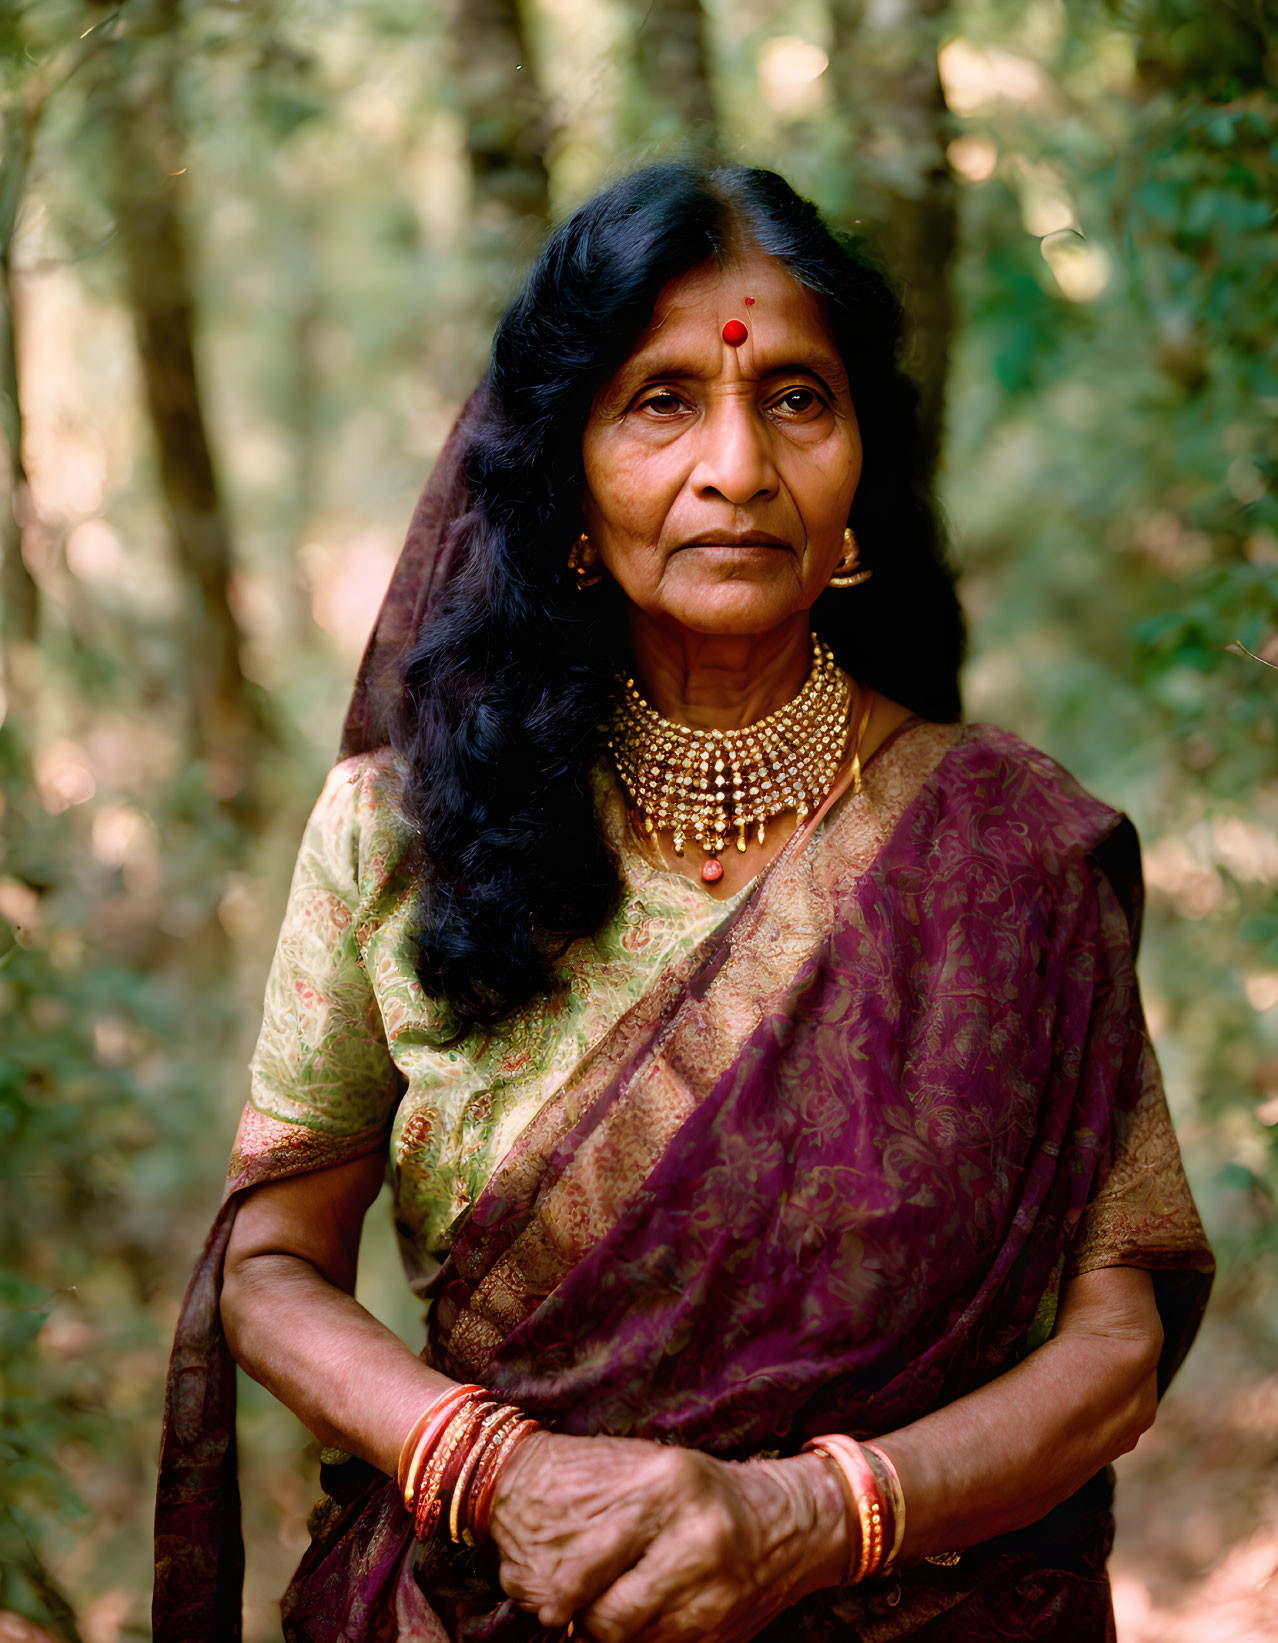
{"left": 490, "top": 1432, "right": 849, "bottom": 1642}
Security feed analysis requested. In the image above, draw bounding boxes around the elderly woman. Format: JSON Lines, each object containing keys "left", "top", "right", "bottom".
{"left": 154, "top": 163, "right": 1212, "bottom": 1643}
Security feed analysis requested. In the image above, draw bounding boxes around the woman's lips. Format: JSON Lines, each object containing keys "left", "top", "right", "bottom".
{"left": 677, "top": 531, "right": 792, "bottom": 550}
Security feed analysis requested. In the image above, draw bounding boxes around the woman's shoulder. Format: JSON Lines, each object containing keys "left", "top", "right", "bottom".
{"left": 919, "top": 720, "right": 1131, "bottom": 878}
{"left": 300, "top": 747, "right": 410, "bottom": 893}
{"left": 321, "top": 746, "right": 400, "bottom": 816}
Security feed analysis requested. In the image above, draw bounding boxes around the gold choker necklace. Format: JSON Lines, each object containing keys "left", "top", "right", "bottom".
{"left": 609, "top": 637, "right": 869, "bottom": 884}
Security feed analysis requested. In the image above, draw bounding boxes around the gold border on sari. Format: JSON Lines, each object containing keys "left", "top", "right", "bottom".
{"left": 446, "top": 723, "right": 962, "bottom": 1376}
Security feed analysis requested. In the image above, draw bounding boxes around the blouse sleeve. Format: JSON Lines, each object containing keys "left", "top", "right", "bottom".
{"left": 1061, "top": 829, "right": 1214, "bottom": 1391}
{"left": 1065, "top": 1033, "right": 1209, "bottom": 1282}
{"left": 246, "top": 756, "right": 404, "bottom": 1143}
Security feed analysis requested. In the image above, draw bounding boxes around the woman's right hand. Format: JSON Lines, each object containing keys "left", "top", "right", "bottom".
{"left": 488, "top": 1433, "right": 847, "bottom": 1637}
{"left": 489, "top": 1430, "right": 687, "bottom": 1626}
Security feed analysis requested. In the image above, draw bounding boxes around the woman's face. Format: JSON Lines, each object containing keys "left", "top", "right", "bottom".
{"left": 580, "top": 250, "right": 862, "bottom": 639}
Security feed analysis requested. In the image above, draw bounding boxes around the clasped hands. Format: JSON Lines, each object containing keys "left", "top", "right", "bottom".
{"left": 488, "top": 1430, "right": 851, "bottom": 1643}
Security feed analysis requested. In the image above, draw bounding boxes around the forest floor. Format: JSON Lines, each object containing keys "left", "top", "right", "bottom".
{"left": 1110, "top": 1297, "right": 1278, "bottom": 1642}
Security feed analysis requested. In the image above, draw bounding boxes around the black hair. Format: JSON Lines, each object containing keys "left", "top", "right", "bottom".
{"left": 392, "top": 161, "right": 964, "bottom": 1033}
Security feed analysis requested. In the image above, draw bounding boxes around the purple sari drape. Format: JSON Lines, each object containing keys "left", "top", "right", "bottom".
{"left": 154, "top": 723, "right": 1212, "bottom": 1643}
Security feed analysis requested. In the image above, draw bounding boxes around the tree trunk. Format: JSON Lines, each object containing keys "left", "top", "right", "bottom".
{"left": 442, "top": 0, "right": 550, "bottom": 337}
{"left": 828, "top": 0, "right": 957, "bottom": 486}
{"left": 106, "top": 0, "right": 260, "bottom": 808}
{"left": 0, "top": 104, "right": 40, "bottom": 722}
{"left": 448, "top": 0, "right": 549, "bottom": 227}
{"left": 1, "top": 12, "right": 124, "bottom": 727}
{"left": 629, "top": 0, "right": 716, "bottom": 143}
{"left": 881, "top": 23, "right": 957, "bottom": 487}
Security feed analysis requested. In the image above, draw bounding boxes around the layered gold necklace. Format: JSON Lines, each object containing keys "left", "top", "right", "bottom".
{"left": 609, "top": 637, "right": 871, "bottom": 884}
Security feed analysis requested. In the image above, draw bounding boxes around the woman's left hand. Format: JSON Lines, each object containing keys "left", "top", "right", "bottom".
{"left": 573, "top": 1451, "right": 849, "bottom": 1643}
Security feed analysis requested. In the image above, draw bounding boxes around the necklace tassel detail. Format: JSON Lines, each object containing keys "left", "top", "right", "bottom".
{"left": 610, "top": 638, "right": 867, "bottom": 884}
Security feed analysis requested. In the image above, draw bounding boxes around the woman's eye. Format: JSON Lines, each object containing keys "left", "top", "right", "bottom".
{"left": 771, "top": 387, "right": 823, "bottom": 418}
{"left": 637, "top": 391, "right": 687, "bottom": 416}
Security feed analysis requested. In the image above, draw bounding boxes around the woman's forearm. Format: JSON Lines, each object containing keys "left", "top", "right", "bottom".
{"left": 220, "top": 1157, "right": 1161, "bottom": 1620}
{"left": 873, "top": 1266, "right": 1162, "bottom": 1561}
{"left": 219, "top": 1157, "right": 458, "bottom": 1478}
{"left": 221, "top": 1249, "right": 454, "bottom": 1476}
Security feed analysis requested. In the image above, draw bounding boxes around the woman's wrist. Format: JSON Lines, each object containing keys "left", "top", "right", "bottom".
{"left": 486, "top": 1425, "right": 555, "bottom": 1536}
{"left": 777, "top": 1452, "right": 856, "bottom": 1598}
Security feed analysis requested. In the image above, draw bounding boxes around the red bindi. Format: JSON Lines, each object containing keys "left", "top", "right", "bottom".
{"left": 721, "top": 319, "right": 749, "bottom": 346}
{"left": 744, "top": 296, "right": 756, "bottom": 306}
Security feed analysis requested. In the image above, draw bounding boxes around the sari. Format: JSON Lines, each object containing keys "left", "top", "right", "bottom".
{"left": 154, "top": 711, "right": 1213, "bottom": 1643}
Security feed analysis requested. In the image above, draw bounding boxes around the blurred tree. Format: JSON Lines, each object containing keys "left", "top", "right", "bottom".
{"left": 102, "top": 0, "right": 263, "bottom": 813}
{"left": 0, "top": 9, "right": 114, "bottom": 722}
{"left": 0, "top": 96, "right": 38, "bottom": 719}
{"left": 627, "top": 0, "right": 715, "bottom": 146}
{"left": 446, "top": 0, "right": 550, "bottom": 315}
{"left": 827, "top": 0, "right": 957, "bottom": 483}
{"left": 1, "top": 98, "right": 41, "bottom": 723}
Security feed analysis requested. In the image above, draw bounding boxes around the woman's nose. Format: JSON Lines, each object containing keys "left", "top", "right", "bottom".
{"left": 690, "top": 397, "right": 780, "bottom": 506}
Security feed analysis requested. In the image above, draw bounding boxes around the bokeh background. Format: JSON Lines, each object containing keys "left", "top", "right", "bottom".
{"left": 1, "top": 0, "right": 1275, "bottom": 1638}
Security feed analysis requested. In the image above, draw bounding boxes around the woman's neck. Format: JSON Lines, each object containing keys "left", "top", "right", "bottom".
{"left": 625, "top": 611, "right": 813, "bottom": 730}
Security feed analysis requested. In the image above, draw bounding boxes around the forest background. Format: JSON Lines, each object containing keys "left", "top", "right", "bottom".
{"left": 1, "top": 0, "right": 1275, "bottom": 1638}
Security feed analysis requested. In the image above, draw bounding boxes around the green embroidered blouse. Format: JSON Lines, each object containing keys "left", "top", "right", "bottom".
{"left": 248, "top": 749, "right": 750, "bottom": 1277}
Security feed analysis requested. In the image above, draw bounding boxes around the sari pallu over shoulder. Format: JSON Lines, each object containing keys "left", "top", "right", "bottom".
{"left": 279, "top": 723, "right": 1211, "bottom": 1643}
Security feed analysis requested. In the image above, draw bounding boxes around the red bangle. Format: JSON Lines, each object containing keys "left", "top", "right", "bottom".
{"left": 466, "top": 1411, "right": 527, "bottom": 1540}
{"left": 803, "top": 1434, "right": 887, "bottom": 1583}
{"left": 399, "top": 1387, "right": 539, "bottom": 1547}
{"left": 437, "top": 1403, "right": 487, "bottom": 1538}
{"left": 414, "top": 1400, "right": 492, "bottom": 1541}
{"left": 472, "top": 1417, "right": 542, "bottom": 1542}
{"left": 397, "top": 1383, "right": 484, "bottom": 1505}
{"left": 403, "top": 1389, "right": 485, "bottom": 1517}
{"left": 863, "top": 1443, "right": 906, "bottom": 1571}
{"left": 454, "top": 1405, "right": 522, "bottom": 1546}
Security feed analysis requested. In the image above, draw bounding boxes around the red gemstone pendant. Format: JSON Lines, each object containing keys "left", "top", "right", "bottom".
{"left": 701, "top": 859, "right": 724, "bottom": 883}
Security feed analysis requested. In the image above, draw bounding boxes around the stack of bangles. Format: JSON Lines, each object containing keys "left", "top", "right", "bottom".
{"left": 801, "top": 1435, "right": 909, "bottom": 1584}
{"left": 397, "top": 1383, "right": 542, "bottom": 1548}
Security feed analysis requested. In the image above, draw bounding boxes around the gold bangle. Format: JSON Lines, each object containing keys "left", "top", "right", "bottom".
{"left": 804, "top": 1434, "right": 887, "bottom": 1583}
{"left": 449, "top": 1404, "right": 520, "bottom": 1545}
{"left": 398, "top": 1383, "right": 483, "bottom": 1506}
{"left": 415, "top": 1401, "right": 491, "bottom": 1540}
{"left": 473, "top": 1416, "right": 542, "bottom": 1541}
{"left": 863, "top": 1443, "right": 906, "bottom": 1571}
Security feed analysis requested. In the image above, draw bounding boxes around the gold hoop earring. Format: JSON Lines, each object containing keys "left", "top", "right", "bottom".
{"left": 567, "top": 532, "right": 604, "bottom": 590}
{"left": 828, "top": 526, "right": 873, "bottom": 590}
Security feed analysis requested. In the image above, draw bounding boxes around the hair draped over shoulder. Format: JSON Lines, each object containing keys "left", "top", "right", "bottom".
{"left": 357, "top": 162, "right": 965, "bottom": 1034}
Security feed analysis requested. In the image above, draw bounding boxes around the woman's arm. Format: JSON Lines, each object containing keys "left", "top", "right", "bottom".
{"left": 566, "top": 1264, "right": 1163, "bottom": 1643}
{"left": 220, "top": 1153, "right": 457, "bottom": 1471}
{"left": 223, "top": 1161, "right": 1161, "bottom": 1640}
{"left": 878, "top": 1263, "right": 1162, "bottom": 1559}
{"left": 221, "top": 1153, "right": 824, "bottom": 1623}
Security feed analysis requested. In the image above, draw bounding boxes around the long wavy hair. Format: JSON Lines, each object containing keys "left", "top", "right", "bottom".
{"left": 393, "top": 161, "right": 964, "bottom": 1033}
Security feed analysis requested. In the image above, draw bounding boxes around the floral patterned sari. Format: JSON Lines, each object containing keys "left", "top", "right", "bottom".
{"left": 154, "top": 713, "right": 1212, "bottom": 1643}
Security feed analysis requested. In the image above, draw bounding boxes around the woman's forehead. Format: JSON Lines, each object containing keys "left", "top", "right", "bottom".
{"left": 647, "top": 250, "right": 831, "bottom": 341}
{"left": 609, "top": 251, "right": 845, "bottom": 386}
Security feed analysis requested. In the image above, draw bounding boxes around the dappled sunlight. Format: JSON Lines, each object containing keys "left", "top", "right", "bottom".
{"left": 758, "top": 36, "right": 829, "bottom": 116}
{"left": 948, "top": 133, "right": 998, "bottom": 181}
{"left": 938, "top": 38, "right": 1050, "bottom": 114}
{"left": 35, "top": 739, "right": 96, "bottom": 815}
{"left": 1, "top": 0, "right": 1271, "bottom": 1637}
{"left": 302, "top": 531, "right": 399, "bottom": 656}
{"left": 1040, "top": 233, "right": 1112, "bottom": 301}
